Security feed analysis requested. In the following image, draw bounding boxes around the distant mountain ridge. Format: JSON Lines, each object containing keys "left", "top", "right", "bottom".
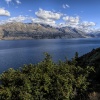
{"left": 0, "top": 22, "right": 95, "bottom": 40}
{"left": 88, "top": 31, "right": 100, "bottom": 37}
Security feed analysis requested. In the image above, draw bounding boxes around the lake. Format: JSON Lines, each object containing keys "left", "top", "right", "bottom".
{"left": 0, "top": 38, "right": 100, "bottom": 73}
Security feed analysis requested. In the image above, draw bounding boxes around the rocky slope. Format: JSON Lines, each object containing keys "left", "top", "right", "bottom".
{"left": 0, "top": 22, "right": 88, "bottom": 40}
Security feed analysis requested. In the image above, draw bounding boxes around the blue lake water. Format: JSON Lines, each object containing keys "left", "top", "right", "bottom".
{"left": 0, "top": 38, "right": 100, "bottom": 73}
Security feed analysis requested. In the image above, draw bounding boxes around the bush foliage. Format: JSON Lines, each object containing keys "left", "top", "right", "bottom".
{"left": 0, "top": 53, "right": 94, "bottom": 100}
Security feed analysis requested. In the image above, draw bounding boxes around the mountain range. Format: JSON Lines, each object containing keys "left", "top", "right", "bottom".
{"left": 0, "top": 22, "right": 99, "bottom": 40}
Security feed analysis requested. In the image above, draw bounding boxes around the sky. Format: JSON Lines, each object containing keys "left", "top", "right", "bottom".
{"left": 0, "top": 0, "right": 100, "bottom": 32}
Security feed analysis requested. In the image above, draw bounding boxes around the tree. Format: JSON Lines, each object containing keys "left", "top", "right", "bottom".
{"left": 75, "top": 52, "right": 78, "bottom": 59}
{"left": 0, "top": 53, "right": 94, "bottom": 100}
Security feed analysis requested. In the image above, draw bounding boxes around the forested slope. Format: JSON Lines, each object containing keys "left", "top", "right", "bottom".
{"left": 0, "top": 53, "right": 94, "bottom": 100}
{"left": 0, "top": 48, "right": 100, "bottom": 100}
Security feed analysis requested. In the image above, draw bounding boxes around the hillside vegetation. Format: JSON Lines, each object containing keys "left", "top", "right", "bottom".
{"left": 77, "top": 48, "right": 100, "bottom": 84}
{"left": 0, "top": 53, "right": 93, "bottom": 100}
{"left": 77, "top": 48, "right": 100, "bottom": 68}
{"left": 0, "top": 48, "right": 100, "bottom": 100}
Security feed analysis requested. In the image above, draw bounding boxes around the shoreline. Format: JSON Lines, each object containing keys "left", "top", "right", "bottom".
{"left": 0, "top": 37, "right": 96, "bottom": 41}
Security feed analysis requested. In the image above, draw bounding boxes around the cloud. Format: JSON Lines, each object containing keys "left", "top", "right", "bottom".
{"left": 31, "top": 18, "right": 56, "bottom": 26}
{"left": 75, "top": 21, "right": 96, "bottom": 33}
{"left": 61, "top": 15, "right": 96, "bottom": 33}
{"left": 63, "top": 16, "right": 80, "bottom": 25}
{"left": 33, "top": 8, "right": 63, "bottom": 26}
{"left": 7, "top": 15, "right": 27, "bottom": 22}
{"left": 5, "top": 0, "right": 12, "bottom": 4}
{"left": 0, "top": 7, "right": 96, "bottom": 33}
{"left": 16, "top": 0, "right": 21, "bottom": 4}
{"left": 62, "top": 5, "right": 66, "bottom": 9}
{"left": 0, "top": 8, "right": 10, "bottom": 16}
{"left": 35, "top": 8, "right": 62, "bottom": 20}
{"left": 5, "top": 0, "right": 21, "bottom": 5}
{"left": 1, "top": 15, "right": 56, "bottom": 26}
{"left": 0, "top": 15, "right": 28, "bottom": 24}
{"left": 63, "top": 4, "right": 70, "bottom": 9}
{"left": 17, "top": 8, "right": 62, "bottom": 26}
{"left": 78, "top": 21, "right": 96, "bottom": 33}
{"left": 81, "top": 21, "right": 96, "bottom": 27}
{"left": 62, "top": 16, "right": 95, "bottom": 28}
{"left": 29, "top": 10, "right": 32, "bottom": 12}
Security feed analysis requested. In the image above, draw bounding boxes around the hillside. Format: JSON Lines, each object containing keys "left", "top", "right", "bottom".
{"left": 0, "top": 22, "right": 88, "bottom": 40}
{"left": 77, "top": 47, "right": 100, "bottom": 68}
{"left": 0, "top": 48, "right": 100, "bottom": 99}
{"left": 77, "top": 47, "right": 100, "bottom": 83}
{"left": 0, "top": 53, "right": 94, "bottom": 100}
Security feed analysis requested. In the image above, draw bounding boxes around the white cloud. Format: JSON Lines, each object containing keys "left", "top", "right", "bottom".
{"left": 8, "top": 15, "right": 27, "bottom": 22}
{"left": 0, "top": 7, "right": 96, "bottom": 32}
{"left": 62, "top": 16, "right": 95, "bottom": 28}
{"left": 5, "top": 0, "right": 12, "bottom": 4}
{"left": 1, "top": 13, "right": 56, "bottom": 26}
{"left": 16, "top": 0, "right": 21, "bottom": 4}
{"left": 61, "top": 15, "right": 96, "bottom": 33}
{"left": 33, "top": 8, "right": 62, "bottom": 26}
{"left": 63, "top": 16, "right": 80, "bottom": 25}
{"left": 62, "top": 5, "right": 66, "bottom": 9}
{"left": 0, "top": 15, "right": 28, "bottom": 24}
{"left": 5, "top": 0, "right": 21, "bottom": 5}
{"left": 66, "top": 4, "right": 70, "bottom": 8}
{"left": 63, "top": 4, "right": 70, "bottom": 9}
{"left": 0, "top": 8, "right": 10, "bottom": 16}
{"left": 31, "top": 18, "right": 56, "bottom": 26}
{"left": 74, "top": 21, "right": 96, "bottom": 33}
{"left": 78, "top": 21, "right": 96, "bottom": 33}
{"left": 29, "top": 10, "right": 32, "bottom": 12}
{"left": 35, "top": 8, "right": 62, "bottom": 20}
{"left": 81, "top": 21, "right": 96, "bottom": 27}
